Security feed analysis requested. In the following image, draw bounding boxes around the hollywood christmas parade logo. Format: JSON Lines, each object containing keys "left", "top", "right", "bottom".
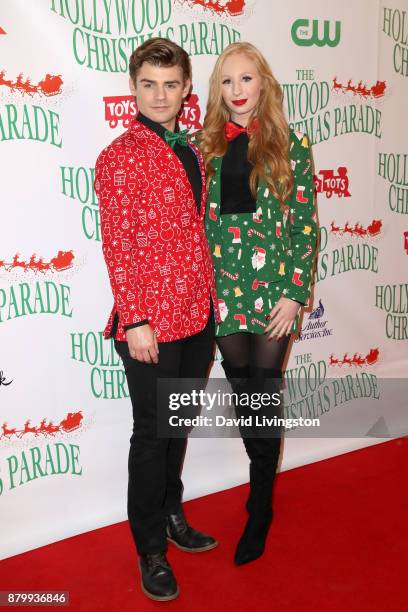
{"left": 282, "top": 69, "right": 385, "bottom": 146}
{"left": 282, "top": 348, "right": 381, "bottom": 434}
{"left": 49, "top": 0, "right": 245, "bottom": 72}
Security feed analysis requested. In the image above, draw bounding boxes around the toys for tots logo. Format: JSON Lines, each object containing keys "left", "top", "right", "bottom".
{"left": 50, "top": 0, "right": 242, "bottom": 71}
{"left": 103, "top": 92, "right": 202, "bottom": 130}
{"left": 314, "top": 167, "right": 351, "bottom": 198}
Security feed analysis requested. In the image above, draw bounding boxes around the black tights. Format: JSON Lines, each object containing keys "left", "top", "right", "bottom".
{"left": 216, "top": 331, "right": 290, "bottom": 374}
{"left": 217, "top": 332, "right": 291, "bottom": 516}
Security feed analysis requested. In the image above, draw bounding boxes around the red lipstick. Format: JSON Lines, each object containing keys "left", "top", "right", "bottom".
{"left": 232, "top": 99, "right": 247, "bottom": 106}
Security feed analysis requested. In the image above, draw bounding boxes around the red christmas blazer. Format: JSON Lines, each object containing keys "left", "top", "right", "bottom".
{"left": 94, "top": 119, "right": 220, "bottom": 342}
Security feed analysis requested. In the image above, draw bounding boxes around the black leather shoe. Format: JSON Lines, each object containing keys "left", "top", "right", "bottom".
{"left": 139, "top": 552, "right": 179, "bottom": 601}
{"left": 166, "top": 508, "right": 218, "bottom": 552}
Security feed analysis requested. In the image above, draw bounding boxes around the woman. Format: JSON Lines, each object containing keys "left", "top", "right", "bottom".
{"left": 199, "top": 42, "right": 317, "bottom": 565}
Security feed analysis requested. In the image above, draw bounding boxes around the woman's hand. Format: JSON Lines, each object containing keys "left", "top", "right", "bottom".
{"left": 264, "top": 296, "right": 302, "bottom": 340}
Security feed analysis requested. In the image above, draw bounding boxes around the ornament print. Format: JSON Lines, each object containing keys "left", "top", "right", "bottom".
{"left": 95, "top": 119, "right": 220, "bottom": 342}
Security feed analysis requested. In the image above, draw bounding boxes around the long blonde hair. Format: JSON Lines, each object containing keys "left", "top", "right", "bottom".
{"left": 199, "top": 42, "right": 293, "bottom": 207}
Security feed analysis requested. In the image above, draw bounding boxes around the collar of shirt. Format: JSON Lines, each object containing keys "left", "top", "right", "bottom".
{"left": 136, "top": 111, "right": 180, "bottom": 141}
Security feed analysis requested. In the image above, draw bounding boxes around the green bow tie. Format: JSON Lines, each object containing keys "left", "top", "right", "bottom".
{"left": 164, "top": 129, "right": 189, "bottom": 149}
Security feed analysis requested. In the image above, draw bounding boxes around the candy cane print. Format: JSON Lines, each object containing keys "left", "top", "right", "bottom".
{"left": 302, "top": 158, "right": 311, "bottom": 176}
{"left": 247, "top": 228, "right": 266, "bottom": 239}
{"left": 251, "top": 317, "right": 267, "bottom": 329}
{"left": 228, "top": 227, "right": 241, "bottom": 243}
{"left": 301, "top": 244, "right": 312, "bottom": 260}
{"left": 234, "top": 313, "right": 248, "bottom": 330}
{"left": 221, "top": 268, "right": 239, "bottom": 281}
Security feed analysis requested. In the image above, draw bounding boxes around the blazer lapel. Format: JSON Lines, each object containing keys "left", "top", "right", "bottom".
{"left": 188, "top": 141, "right": 208, "bottom": 219}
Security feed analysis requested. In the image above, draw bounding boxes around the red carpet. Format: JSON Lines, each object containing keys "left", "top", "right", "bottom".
{"left": 1, "top": 439, "right": 407, "bottom": 611}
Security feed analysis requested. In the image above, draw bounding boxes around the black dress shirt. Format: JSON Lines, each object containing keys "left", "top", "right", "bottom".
{"left": 220, "top": 125, "right": 257, "bottom": 215}
{"left": 137, "top": 111, "right": 202, "bottom": 212}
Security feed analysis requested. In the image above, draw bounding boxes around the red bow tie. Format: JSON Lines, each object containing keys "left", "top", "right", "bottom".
{"left": 224, "top": 119, "right": 259, "bottom": 141}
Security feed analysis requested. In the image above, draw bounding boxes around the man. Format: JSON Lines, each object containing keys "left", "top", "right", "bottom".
{"left": 94, "top": 38, "right": 220, "bottom": 602}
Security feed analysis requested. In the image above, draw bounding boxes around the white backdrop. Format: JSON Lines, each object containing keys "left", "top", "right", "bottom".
{"left": 1, "top": 0, "right": 407, "bottom": 559}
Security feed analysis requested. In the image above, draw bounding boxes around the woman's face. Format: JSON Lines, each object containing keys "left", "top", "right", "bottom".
{"left": 220, "top": 52, "right": 262, "bottom": 126}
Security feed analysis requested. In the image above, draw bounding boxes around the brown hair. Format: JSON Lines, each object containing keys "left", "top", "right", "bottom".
{"left": 129, "top": 38, "right": 192, "bottom": 85}
{"left": 199, "top": 42, "right": 293, "bottom": 208}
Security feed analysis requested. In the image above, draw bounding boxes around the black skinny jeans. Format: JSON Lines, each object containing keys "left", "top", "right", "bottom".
{"left": 114, "top": 309, "right": 215, "bottom": 555}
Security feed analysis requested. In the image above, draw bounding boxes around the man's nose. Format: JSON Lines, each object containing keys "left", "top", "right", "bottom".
{"left": 155, "top": 85, "right": 166, "bottom": 99}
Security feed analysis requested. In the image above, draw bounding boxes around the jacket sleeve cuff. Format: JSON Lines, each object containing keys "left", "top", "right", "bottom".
{"left": 283, "top": 286, "right": 309, "bottom": 306}
{"left": 123, "top": 320, "right": 149, "bottom": 331}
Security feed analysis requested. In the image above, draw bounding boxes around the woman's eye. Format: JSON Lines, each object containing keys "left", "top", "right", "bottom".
{"left": 222, "top": 79, "right": 231, "bottom": 85}
{"left": 243, "top": 76, "right": 252, "bottom": 82}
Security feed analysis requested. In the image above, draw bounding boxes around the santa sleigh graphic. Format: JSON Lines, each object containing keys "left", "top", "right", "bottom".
{"left": 330, "top": 219, "right": 382, "bottom": 238}
{"left": 37, "top": 74, "right": 63, "bottom": 96}
{"left": 1, "top": 411, "right": 84, "bottom": 441}
{"left": 0, "top": 71, "right": 63, "bottom": 96}
{"left": 0, "top": 250, "right": 75, "bottom": 274}
{"left": 329, "top": 348, "right": 380, "bottom": 367}
{"left": 177, "top": 0, "right": 246, "bottom": 17}
{"left": 60, "top": 411, "right": 83, "bottom": 432}
{"left": 332, "top": 77, "right": 387, "bottom": 100}
{"left": 50, "top": 250, "right": 75, "bottom": 271}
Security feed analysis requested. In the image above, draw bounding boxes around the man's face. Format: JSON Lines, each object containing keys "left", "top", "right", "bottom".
{"left": 129, "top": 63, "right": 191, "bottom": 130}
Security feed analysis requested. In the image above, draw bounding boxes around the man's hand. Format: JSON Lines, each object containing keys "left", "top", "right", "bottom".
{"left": 264, "top": 296, "right": 302, "bottom": 340}
{"left": 126, "top": 324, "right": 159, "bottom": 364}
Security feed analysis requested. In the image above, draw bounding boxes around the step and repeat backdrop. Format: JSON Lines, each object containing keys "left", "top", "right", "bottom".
{"left": 1, "top": 0, "right": 407, "bottom": 558}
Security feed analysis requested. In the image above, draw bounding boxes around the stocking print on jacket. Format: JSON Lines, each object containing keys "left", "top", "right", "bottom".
{"left": 205, "top": 129, "right": 317, "bottom": 337}
{"left": 94, "top": 119, "right": 220, "bottom": 342}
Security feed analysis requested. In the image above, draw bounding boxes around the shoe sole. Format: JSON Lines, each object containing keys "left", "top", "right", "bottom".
{"left": 138, "top": 559, "right": 179, "bottom": 602}
{"left": 167, "top": 536, "right": 219, "bottom": 553}
{"left": 140, "top": 581, "right": 179, "bottom": 602}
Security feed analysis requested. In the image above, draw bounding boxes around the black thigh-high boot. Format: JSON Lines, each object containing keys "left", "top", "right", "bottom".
{"left": 233, "top": 367, "right": 284, "bottom": 565}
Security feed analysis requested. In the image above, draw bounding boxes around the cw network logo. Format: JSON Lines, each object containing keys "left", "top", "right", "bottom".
{"left": 291, "top": 19, "right": 341, "bottom": 47}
